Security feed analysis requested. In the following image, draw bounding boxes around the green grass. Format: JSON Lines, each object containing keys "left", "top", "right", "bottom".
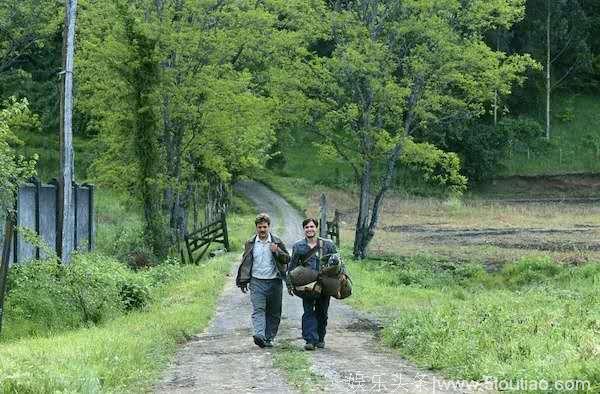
{"left": 503, "top": 94, "right": 600, "bottom": 176}
{"left": 0, "top": 255, "right": 232, "bottom": 393}
{"left": 344, "top": 254, "right": 600, "bottom": 392}
{"left": 254, "top": 171, "right": 315, "bottom": 213}
{"left": 273, "top": 340, "right": 324, "bottom": 393}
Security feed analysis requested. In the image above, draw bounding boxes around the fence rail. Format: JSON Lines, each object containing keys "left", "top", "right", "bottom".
{"left": 184, "top": 213, "right": 229, "bottom": 264}
{"left": 326, "top": 210, "right": 340, "bottom": 247}
{"left": 319, "top": 193, "right": 341, "bottom": 247}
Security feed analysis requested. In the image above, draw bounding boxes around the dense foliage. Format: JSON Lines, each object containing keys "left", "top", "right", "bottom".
{"left": 1, "top": 0, "right": 599, "bottom": 257}
{"left": 0, "top": 98, "right": 38, "bottom": 210}
{"left": 3, "top": 253, "right": 183, "bottom": 341}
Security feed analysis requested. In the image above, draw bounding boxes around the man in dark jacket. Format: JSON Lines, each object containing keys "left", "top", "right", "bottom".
{"left": 236, "top": 213, "right": 290, "bottom": 348}
{"left": 288, "top": 218, "right": 337, "bottom": 351}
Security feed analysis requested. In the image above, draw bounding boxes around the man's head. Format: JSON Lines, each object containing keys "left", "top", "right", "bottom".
{"left": 255, "top": 213, "right": 271, "bottom": 239}
{"left": 302, "top": 218, "right": 318, "bottom": 239}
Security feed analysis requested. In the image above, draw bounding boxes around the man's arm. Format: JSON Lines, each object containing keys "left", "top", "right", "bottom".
{"left": 236, "top": 241, "right": 251, "bottom": 293}
{"left": 273, "top": 241, "right": 290, "bottom": 265}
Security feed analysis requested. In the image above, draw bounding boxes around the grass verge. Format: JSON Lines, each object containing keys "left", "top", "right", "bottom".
{"left": 273, "top": 339, "right": 324, "bottom": 393}
{"left": 0, "top": 255, "right": 232, "bottom": 393}
{"left": 344, "top": 254, "right": 600, "bottom": 392}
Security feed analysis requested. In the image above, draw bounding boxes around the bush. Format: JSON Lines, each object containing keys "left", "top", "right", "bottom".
{"left": 62, "top": 253, "right": 129, "bottom": 324}
{"left": 501, "top": 256, "right": 563, "bottom": 287}
{"left": 2, "top": 253, "right": 162, "bottom": 341}
{"left": 5, "top": 260, "right": 78, "bottom": 335}
{"left": 142, "top": 257, "right": 183, "bottom": 287}
{"left": 119, "top": 278, "right": 151, "bottom": 311}
{"left": 416, "top": 117, "right": 545, "bottom": 183}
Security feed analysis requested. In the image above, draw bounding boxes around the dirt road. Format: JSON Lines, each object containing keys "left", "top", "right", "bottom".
{"left": 155, "top": 181, "right": 467, "bottom": 393}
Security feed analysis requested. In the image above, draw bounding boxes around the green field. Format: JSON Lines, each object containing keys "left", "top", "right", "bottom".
{"left": 345, "top": 255, "right": 600, "bottom": 391}
{"left": 503, "top": 94, "right": 600, "bottom": 176}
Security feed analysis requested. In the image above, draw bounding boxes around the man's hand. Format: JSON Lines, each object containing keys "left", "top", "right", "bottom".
{"left": 270, "top": 243, "right": 279, "bottom": 253}
{"left": 287, "top": 285, "right": 294, "bottom": 296}
{"left": 240, "top": 283, "right": 249, "bottom": 293}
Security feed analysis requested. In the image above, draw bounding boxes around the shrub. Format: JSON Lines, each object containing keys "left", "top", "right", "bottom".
{"left": 142, "top": 258, "right": 183, "bottom": 287}
{"left": 501, "top": 256, "right": 563, "bottom": 287}
{"left": 2, "top": 253, "right": 160, "bottom": 341}
{"left": 59, "top": 253, "right": 128, "bottom": 324}
{"left": 119, "top": 278, "right": 151, "bottom": 311}
{"left": 5, "top": 260, "right": 77, "bottom": 335}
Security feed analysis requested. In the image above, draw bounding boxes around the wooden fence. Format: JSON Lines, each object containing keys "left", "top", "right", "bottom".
{"left": 0, "top": 179, "right": 96, "bottom": 265}
{"left": 319, "top": 193, "right": 340, "bottom": 247}
{"left": 184, "top": 213, "right": 229, "bottom": 264}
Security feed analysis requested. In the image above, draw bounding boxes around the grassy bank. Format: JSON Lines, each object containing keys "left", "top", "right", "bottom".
{"left": 0, "top": 255, "right": 232, "bottom": 393}
{"left": 344, "top": 255, "right": 600, "bottom": 391}
{"left": 503, "top": 95, "right": 600, "bottom": 176}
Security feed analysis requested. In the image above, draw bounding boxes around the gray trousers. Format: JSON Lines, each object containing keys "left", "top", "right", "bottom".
{"left": 250, "top": 277, "right": 283, "bottom": 341}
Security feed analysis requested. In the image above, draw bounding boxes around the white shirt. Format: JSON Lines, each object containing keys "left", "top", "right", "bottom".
{"left": 251, "top": 234, "right": 278, "bottom": 279}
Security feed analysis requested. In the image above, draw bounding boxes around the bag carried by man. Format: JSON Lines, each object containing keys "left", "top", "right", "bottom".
{"left": 289, "top": 244, "right": 322, "bottom": 297}
{"left": 288, "top": 243, "right": 351, "bottom": 299}
{"left": 319, "top": 253, "right": 352, "bottom": 299}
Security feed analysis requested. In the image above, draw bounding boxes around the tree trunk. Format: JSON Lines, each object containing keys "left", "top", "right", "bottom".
{"left": 122, "top": 8, "right": 168, "bottom": 258}
{"left": 353, "top": 160, "right": 372, "bottom": 259}
{"left": 205, "top": 175, "right": 228, "bottom": 225}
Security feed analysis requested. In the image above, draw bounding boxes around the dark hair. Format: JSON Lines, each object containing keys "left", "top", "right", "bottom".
{"left": 302, "top": 218, "right": 318, "bottom": 228}
{"left": 255, "top": 213, "right": 271, "bottom": 225}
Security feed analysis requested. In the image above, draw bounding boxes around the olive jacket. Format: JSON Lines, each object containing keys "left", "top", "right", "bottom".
{"left": 236, "top": 233, "right": 290, "bottom": 287}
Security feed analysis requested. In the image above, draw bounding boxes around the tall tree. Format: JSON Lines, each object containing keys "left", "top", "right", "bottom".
{"left": 302, "top": 0, "right": 536, "bottom": 258}
{"left": 509, "top": 0, "right": 591, "bottom": 136}
{"left": 76, "top": 0, "right": 324, "bottom": 255}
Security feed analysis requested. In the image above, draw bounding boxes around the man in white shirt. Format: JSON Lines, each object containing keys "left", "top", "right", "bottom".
{"left": 236, "top": 213, "right": 290, "bottom": 348}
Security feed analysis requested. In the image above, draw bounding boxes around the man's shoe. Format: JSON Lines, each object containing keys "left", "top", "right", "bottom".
{"left": 316, "top": 341, "right": 325, "bottom": 349}
{"left": 253, "top": 335, "right": 267, "bottom": 348}
{"left": 265, "top": 340, "right": 274, "bottom": 348}
{"left": 304, "top": 343, "right": 315, "bottom": 351}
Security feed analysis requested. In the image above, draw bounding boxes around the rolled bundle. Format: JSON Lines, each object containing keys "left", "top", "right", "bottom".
{"left": 289, "top": 266, "right": 319, "bottom": 286}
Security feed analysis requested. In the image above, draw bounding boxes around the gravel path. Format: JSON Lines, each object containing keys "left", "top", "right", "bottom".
{"left": 155, "top": 180, "right": 472, "bottom": 393}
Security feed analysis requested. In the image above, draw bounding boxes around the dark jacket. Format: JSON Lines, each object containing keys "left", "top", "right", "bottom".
{"left": 236, "top": 233, "right": 290, "bottom": 287}
{"left": 288, "top": 237, "right": 338, "bottom": 274}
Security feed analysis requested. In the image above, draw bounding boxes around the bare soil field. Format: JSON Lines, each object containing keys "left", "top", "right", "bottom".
{"left": 306, "top": 184, "right": 600, "bottom": 268}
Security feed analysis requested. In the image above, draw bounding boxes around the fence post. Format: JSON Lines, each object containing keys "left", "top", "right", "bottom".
{"left": 319, "top": 193, "right": 328, "bottom": 238}
{"left": 334, "top": 209, "right": 340, "bottom": 247}
{"left": 73, "top": 181, "right": 78, "bottom": 250}
{"left": 0, "top": 210, "right": 16, "bottom": 335}
{"left": 221, "top": 212, "right": 230, "bottom": 251}
{"left": 88, "top": 184, "right": 95, "bottom": 251}
{"left": 34, "top": 179, "right": 41, "bottom": 259}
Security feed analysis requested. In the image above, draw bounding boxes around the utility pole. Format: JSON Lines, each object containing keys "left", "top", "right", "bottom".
{"left": 546, "top": 0, "right": 551, "bottom": 140}
{"left": 57, "top": 0, "right": 77, "bottom": 263}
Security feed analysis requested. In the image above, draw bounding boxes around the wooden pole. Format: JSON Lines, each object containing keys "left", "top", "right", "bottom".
{"left": 319, "top": 193, "right": 328, "bottom": 238}
{"left": 57, "top": 0, "right": 77, "bottom": 263}
{"left": 0, "top": 211, "right": 16, "bottom": 335}
{"left": 546, "top": 0, "right": 551, "bottom": 140}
